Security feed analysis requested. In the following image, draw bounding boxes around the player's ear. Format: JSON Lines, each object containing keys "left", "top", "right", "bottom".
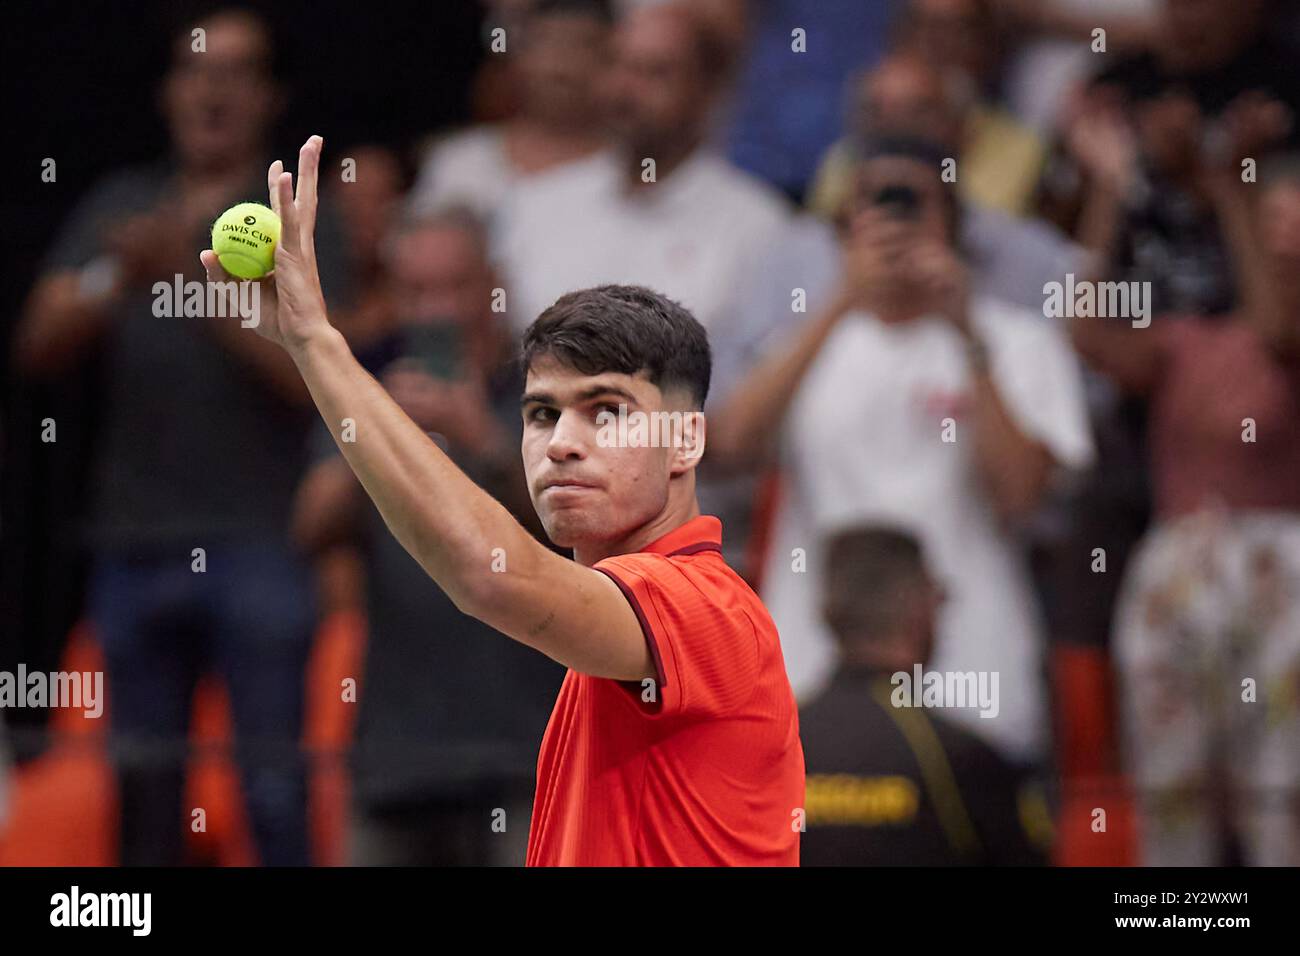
{"left": 669, "top": 410, "right": 706, "bottom": 476}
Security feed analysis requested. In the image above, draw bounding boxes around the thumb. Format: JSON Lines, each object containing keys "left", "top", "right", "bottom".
{"left": 200, "top": 250, "right": 233, "bottom": 283}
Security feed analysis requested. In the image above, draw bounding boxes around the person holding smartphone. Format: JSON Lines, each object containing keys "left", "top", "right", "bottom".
{"left": 711, "top": 136, "right": 1095, "bottom": 769}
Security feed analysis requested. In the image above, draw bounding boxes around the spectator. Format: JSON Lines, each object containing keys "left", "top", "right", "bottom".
{"left": 495, "top": 0, "right": 790, "bottom": 335}
{"left": 1035, "top": 63, "right": 1293, "bottom": 653}
{"left": 292, "top": 207, "right": 563, "bottom": 866}
{"left": 721, "top": 54, "right": 1083, "bottom": 377}
{"left": 408, "top": 0, "right": 615, "bottom": 223}
{"left": 713, "top": 55, "right": 1091, "bottom": 583}
{"left": 808, "top": 0, "right": 1047, "bottom": 220}
{"left": 711, "top": 136, "right": 1095, "bottom": 764}
{"left": 13, "top": 8, "right": 351, "bottom": 866}
{"left": 493, "top": 0, "right": 792, "bottom": 576}
{"left": 712, "top": 114, "right": 1084, "bottom": 579}
{"left": 800, "top": 526, "right": 1048, "bottom": 865}
{"left": 1072, "top": 153, "right": 1300, "bottom": 866}
{"left": 724, "top": 0, "right": 903, "bottom": 202}
{"left": 997, "top": 0, "right": 1159, "bottom": 136}
{"left": 1047, "top": 0, "right": 1299, "bottom": 319}
{"left": 329, "top": 145, "right": 408, "bottom": 352}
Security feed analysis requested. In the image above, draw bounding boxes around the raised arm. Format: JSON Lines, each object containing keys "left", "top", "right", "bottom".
{"left": 708, "top": 216, "right": 900, "bottom": 470}
{"left": 708, "top": 286, "right": 856, "bottom": 471}
{"left": 202, "top": 136, "right": 652, "bottom": 681}
{"left": 912, "top": 239, "right": 1060, "bottom": 523}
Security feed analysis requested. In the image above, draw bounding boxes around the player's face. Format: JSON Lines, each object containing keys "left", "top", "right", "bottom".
{"left": 520, "top": 358, "right": 683, "bottom": 552}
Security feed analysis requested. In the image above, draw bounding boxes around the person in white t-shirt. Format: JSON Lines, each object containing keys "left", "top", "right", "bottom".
{"left": 494, "top": 1, "right": 790, "bottom": 335}
{"left": 408, "top": 0, "right": 615, "bottom": 222}
{"left": 711, "top": 138, "right": 1095, "bottom": 764}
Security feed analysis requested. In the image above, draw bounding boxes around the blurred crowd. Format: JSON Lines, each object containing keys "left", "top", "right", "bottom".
{"left": 5, "top": 0, "right": 1300, "bottom": 866}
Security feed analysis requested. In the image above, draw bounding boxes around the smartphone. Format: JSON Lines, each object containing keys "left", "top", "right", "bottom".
{"left": 401, "top": 322, "right": 463, "bottom": 380}
{"left": 872, "top": 183, "right": 921, "bottom": 221}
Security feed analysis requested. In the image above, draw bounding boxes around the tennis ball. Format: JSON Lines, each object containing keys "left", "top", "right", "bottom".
{"left": 211, "top": 202, "right": 281, "bottom": 278}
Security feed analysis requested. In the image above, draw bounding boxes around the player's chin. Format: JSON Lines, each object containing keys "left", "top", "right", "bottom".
{"left": 538, "top": 505, "right": 607, "bottom": 551}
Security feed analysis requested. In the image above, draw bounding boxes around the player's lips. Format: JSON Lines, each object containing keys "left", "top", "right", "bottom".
{"left": 540, "top": 478, "right": 601, "bottom": 493}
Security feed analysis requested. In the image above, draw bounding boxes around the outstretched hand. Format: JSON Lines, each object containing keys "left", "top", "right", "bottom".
{"left": 200, "top": 135, "right": 332, "bottom": 354}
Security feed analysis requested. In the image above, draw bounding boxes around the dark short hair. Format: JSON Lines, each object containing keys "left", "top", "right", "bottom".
{"left": 521, "top": 285, "right": 712, "bottom": 408}
{"left": 823, "top": 526, "right": 931, "bottom": 641}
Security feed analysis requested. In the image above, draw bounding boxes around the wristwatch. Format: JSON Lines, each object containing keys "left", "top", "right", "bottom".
{"left": 77, "top": 255, "right": 121, "bottom": 303}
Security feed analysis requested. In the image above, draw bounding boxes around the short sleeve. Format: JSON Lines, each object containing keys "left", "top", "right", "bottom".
{"left": 407, "top": 129, "right": 503, "bottom": 220}
{"left": 708, "top": 217, "right": 841, "bottom": 407}
{"left": 982, "top": 304, "right": 1097, "bottom": 472}
{"left": 593, "top": 552, "right": 760, "bottom": 721}
{"left": 963, "top": 207, "right": 1089, "bottom": 312}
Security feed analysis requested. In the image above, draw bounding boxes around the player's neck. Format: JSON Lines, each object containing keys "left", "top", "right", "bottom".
{"left": 574, "top": 495, "right": 702, "bottom": 567}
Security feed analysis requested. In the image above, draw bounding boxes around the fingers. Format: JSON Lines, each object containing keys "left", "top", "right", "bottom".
{"left": 264, "top": 136, "right": 322, "bottom": 259}
{"left": 295, "top": 136, "right": 322, "bottom": 236}
{"left": 277, "top": 170, "right": 300, "bottom": 256}
{"left": 199, "top": 249, "right": 232, "bottom": 283}
{"left": 199, "top": 250, "right": 242, "bottom": 316}
{"left": 267, "top": 160, "right": 284, "bottom": 217}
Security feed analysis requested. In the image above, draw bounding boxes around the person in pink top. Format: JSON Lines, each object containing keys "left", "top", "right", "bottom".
{"left": 1072, "top": 141, "right": 1300, "bottom": 865}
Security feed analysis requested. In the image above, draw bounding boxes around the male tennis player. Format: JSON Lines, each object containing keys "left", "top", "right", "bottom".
{"left": 200, "top": 136, "right": 804, "bottom": 865}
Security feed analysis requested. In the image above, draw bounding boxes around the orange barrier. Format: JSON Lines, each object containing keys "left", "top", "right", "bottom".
{"left": 1050, "top": 644, "right": 1137, "bottom": 865}
{"left": 0, "top": 610, "right": 365, "bottom": 866}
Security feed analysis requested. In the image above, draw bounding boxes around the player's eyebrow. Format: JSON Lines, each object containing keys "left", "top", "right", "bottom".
{"left": 521, "top": 383, "right": 639, "bottom": 407}
{"left": 520, "top": 391, "right": 556, "bottom": 408}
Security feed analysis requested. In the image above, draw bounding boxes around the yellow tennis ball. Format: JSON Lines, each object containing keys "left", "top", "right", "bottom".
{"left": 211, "top": 202, "right": 281, "bottom": 278}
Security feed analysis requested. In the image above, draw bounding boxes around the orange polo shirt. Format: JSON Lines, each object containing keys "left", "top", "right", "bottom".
{"left": 525, "top": 516, "right": 805, "bottom": 866}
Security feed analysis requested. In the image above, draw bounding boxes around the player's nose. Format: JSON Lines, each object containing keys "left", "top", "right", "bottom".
{"left": 546, "top": 411, "right": 589, "bottom": 462}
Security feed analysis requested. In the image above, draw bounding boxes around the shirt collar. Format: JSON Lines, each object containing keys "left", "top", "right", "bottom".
{"left": 620, "top": 149, "right": 715, "bottom": 210}
{"left": 639, "top": 515, "right": 723, "bottom": 557}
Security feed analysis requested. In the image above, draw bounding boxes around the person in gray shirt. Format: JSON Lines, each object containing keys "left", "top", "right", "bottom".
{"left": 15, "top": 8, "right": 350, "bottom": 866}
